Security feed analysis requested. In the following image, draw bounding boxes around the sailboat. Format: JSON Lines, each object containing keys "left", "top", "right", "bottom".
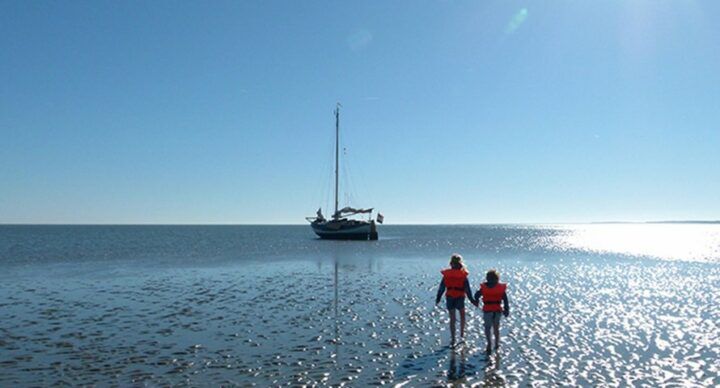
{"left": 306, "top": 104, "right": 382, "bottom": 240}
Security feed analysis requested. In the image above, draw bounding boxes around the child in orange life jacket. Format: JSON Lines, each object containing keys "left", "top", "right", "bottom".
{"left": 474, "top": 269, "right": 509, "bottom": 355}
{"left": 435, "top": 254, "right": 478, "bottom": 345}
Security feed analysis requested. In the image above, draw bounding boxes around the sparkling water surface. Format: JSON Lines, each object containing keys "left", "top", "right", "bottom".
{"left": 1, "top": 224, "right": 719, "bottom": 386}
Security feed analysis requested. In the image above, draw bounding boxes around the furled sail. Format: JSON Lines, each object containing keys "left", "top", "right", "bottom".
{"left": 334, "top": 207, "right": 373, "bottom": 218}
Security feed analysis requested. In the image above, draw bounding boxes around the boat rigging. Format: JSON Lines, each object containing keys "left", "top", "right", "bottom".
{"left": 306, "top": 104, "right": 383, "bottom": 240}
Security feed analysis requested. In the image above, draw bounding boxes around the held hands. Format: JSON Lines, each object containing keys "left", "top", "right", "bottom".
{"left": 471, "top": 300, "right": 479, "bottom": 308}
{"left": 503, "top": 310, "right": 510, "bottom": 317}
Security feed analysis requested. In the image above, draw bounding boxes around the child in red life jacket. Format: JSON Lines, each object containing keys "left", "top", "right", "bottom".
{"left": 435, "top": 254, "right": 478, "bottom": 345}
{"left": 474, "top": 269, "right": 509, "bottom": 354}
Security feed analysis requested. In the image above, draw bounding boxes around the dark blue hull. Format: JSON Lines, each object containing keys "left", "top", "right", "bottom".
{"left": 310, "top": 220, "right": 378, "bottom": 240}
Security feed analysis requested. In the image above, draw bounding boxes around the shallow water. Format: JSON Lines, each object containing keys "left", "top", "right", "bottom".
{"left": 1, "top": 224, "right": 719, "bottom": 386}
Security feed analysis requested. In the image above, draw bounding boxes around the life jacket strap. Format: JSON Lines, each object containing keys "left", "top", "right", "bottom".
{"left": 448, "top": 287, "right": 464, "bottom": 292}
{"left": 484, "top": 301, "right": 501, "bottom": 304}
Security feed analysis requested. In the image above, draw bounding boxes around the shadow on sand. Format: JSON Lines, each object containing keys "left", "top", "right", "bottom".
{"left": 394, "top": 343, "right": 507, "bottom": 386}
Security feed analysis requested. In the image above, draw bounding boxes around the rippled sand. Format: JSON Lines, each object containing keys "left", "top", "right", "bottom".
{"left": 1, "top": 255, "right": 718, "bottom": 386}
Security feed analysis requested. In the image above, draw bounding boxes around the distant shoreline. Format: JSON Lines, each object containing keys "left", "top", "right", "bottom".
{"left": 590, "top": 221, "right": 720, "bottom": 225}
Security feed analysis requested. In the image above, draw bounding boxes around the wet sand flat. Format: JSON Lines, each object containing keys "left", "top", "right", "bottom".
{"left": 0, "top": 225, "right": 719, "bottom": 386}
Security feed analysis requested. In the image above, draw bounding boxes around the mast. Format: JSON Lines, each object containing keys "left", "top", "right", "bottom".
{"left": 334, "top": 103, "right": 340, "bottom": 218}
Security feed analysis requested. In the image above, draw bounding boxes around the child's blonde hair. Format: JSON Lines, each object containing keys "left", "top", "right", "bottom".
{"left": 450, "top": 253, "right": 464, "bottom": 269}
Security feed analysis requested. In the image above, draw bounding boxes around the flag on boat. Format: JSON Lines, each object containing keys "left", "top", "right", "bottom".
{"left": 376, "top": 213, "right": 384, "bottom": 224}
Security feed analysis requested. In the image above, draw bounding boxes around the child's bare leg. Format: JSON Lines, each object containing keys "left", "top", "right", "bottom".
{"left": 449, "top": 309, "right": 457, "bottom": 343}
{"left": 493, "top": 321, "right": 500, "bottom": 349}
{"left": 459, "top": 309, "right": 466, "bottom": 339}
{"left": 484, "top": 322, "right": 492, "bottom": 353}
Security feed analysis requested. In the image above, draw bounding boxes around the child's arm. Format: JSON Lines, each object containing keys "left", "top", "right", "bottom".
{"left": 502, "top": 292, "right": 510, "bottom": 316}
{"left": 464, "top": 279, "right": 478, "bottom": 306}
{"left": 435, "top": 280, "right": 446, "bottom": 304}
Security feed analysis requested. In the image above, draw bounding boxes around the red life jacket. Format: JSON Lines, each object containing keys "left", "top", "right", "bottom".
{"left": 480, "top": 282, "right": 506, "bottom": 312}
{"left": 441, "top": 268, "right": 468, "bottom": 298}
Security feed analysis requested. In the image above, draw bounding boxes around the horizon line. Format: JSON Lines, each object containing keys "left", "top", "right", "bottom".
{"left": 1, "top": 220, "right": 719, "bottom": 226}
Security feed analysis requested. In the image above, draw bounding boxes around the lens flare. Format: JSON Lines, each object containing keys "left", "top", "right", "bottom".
{"left": 506, "top": 8, "right": 529, "bottom": 34}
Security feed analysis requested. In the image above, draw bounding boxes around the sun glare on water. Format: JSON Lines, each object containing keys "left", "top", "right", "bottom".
{"left": 552, "top": 224, "right": 720, "bottom": 262}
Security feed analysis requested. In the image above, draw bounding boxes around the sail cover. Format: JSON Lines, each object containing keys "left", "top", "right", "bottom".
{"left": 335, "top": 207, "right": 373, "bottom": 216}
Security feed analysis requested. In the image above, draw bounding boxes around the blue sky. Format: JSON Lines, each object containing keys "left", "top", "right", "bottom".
{"left": 1, "top": 1, "right": 719, "bottom": 224}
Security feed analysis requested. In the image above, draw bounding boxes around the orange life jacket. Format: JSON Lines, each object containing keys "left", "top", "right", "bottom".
{"left": 480, "top": 282, "right": 506, "bottom": 312}
{"left": 441, "top": 268, "right": 468, "bottom": 298}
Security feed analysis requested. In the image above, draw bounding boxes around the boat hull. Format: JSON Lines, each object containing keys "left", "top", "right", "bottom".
{"left": 311, "top": 220, "right": 378, "bottom": 240}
